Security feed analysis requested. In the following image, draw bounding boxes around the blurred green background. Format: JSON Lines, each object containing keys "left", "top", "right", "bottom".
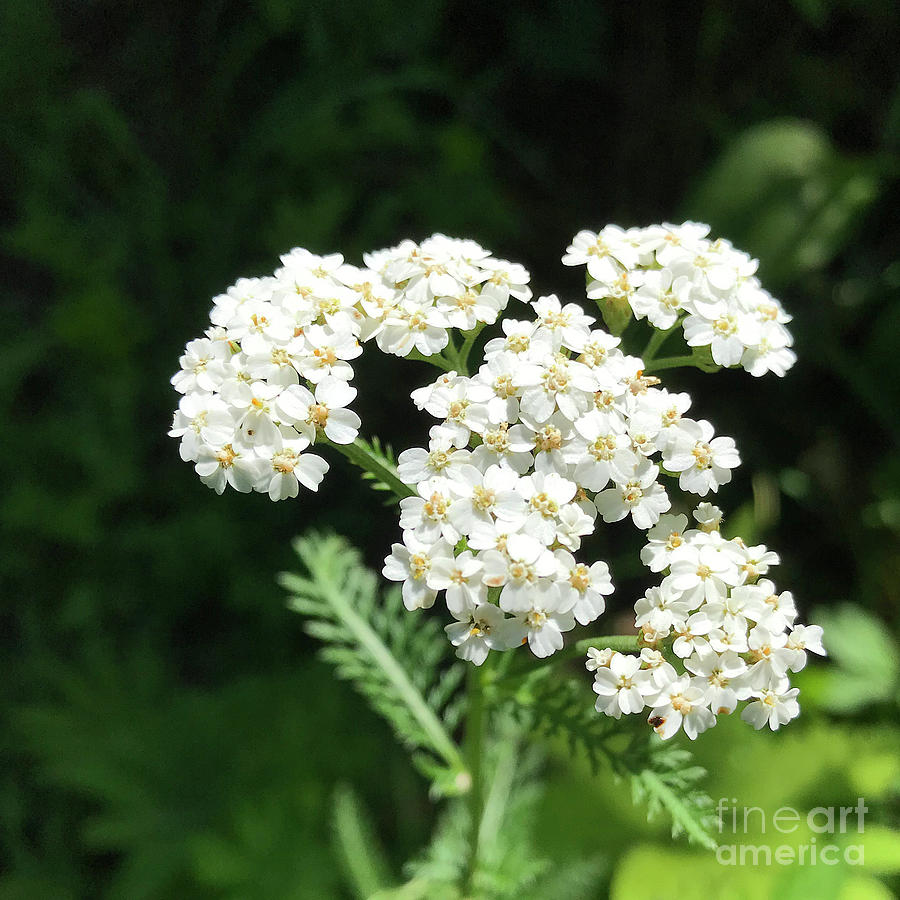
{"left": 3, "top": 1, "right": 899, "bottom": 897}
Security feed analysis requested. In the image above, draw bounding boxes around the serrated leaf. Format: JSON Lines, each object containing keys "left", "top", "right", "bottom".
{"left": 281, "top": 533, "right": 466, "bottom": 791}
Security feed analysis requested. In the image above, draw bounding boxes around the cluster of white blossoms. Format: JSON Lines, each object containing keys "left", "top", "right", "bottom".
{"left": 363, "top": 233, "right": 532, "bottom": 357}
{"left": 588, "top": 503, "right": 825, "bottom": 740}
{"left": 563, "top": 222, "right": 796, "bottom": 377}
{"left": 169, "top": 250, "right": 367, "bottom": 500}
{"left": 382, "top": 293, "right": 745, "bottom": 665}
{"left": 172, "top": 227, "right": 824, "bottom": 740}
{"left": 169, "top": 235, "right": 531, "bottom": 498}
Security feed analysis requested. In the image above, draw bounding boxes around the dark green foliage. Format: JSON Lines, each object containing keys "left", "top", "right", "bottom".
{"left": 2, "top": 0, "right": 899, "bottom": 896}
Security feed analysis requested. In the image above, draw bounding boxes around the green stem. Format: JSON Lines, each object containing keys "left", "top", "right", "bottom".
{"left": 641, "top": 317, "right": 684, "bottom": 364}
{"left": 406, "top": 348, "right": 457, "bottom": 372}
{"left": 463, "top": 663, "right": 486, "bottom": 894}
{"left": 642, "top": 354, "right": 702, "bottom": 373}
{"left": 477, "top": 730, "right": 516, "bottom": 850}
{"left": 455, "top": 324, "right": 484, "bottom": 376}
{"left": 324, "top": 436, "right": 416, "bottom": 500}
{"left": 502, "top": 634, "right": 641, "bottom": 682}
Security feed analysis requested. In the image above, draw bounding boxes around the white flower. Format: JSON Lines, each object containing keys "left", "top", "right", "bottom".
{"left": 471, "top": 422, "right": 533, "bottom": 473}
{"left": 425, "top": 381, "right": 489, "bottom": 444}
{"left": 586, "top": 646, "right": 615, "bottom": 671}
{"left": 586, "top": 269, "right": 642, "bottom": 306}
{"left": 399, "top": 478, "right": 460, "bottom": 544}
{"left": 194, "top": 442, "right": 268, "bottom": 495}
{"left": 594, "top": 459, "right": 670, "bottom": 529}
{"left": 276, "top": 377, "right": 361, "bottom": 445}
{"left": 482, "top": 533, "right": 557, "bottom": 609}
{"left": 647, "top": 390, "right": 695, "bottom": 452}
{"left": 519, "top": 354, "right": 596, "bottom": 423}
{"left": 553, "top": 502, "right": 595, "bottom": 552}
{"left": 634, "top": 583, "right": 693, "bottom": 635}
{"left": 505, "top": 581, "right": 576, "bottom": 658}
{"left": 444, "top": 602, "right": 520, "bottom": 665}
{"left": 640, "top": 513, "right": 690, "bottom": 572}
{"left": 447, "top": 464, "right": 526, "bottom": 535}
{"left": 553, "top": 550, "right": 613, "bottom": 625}
{"left": 735, "top": 542, "right": 780, "bottom": 582}
{"left": 569, "top": 411, "right": 638, "bottom": 490}
{"left": 531, "top": 295, "right": 595, "bottom": 352}
{"left": 379, "top": 303, "right": 449, "bottom": 357}
{"left": 169, "top": 393, "right": 235, "bottom": 462}
{"left": 593, "top": 653, "right": 657, "bottom": 717}
{"left": 683, "top": 310, "right": 761, "bottom": 368}
{"left": 733, "top": 579, "right": 797, "bottom": 632}
{"left": 671, "top": 611, "right": 715, "bottom": 658}
{"left": 226, "top": 300, "right": 293, "bottom": 356}
{"left": 483, "top": 318, "right": 550, "bottom": 359}
{"left": 665, "top": 541, "right": 741, "bottom": 606}
{"left": 741, "top": 678, "right": 800, "bottom": 731}
{"left": 650, "top": 222, "right": 711, "bottom": 267}
{"left": 411, "top": 371, "right": 460, "bottom": 414}
{"left": 297, "top": 323, "right": 361, "bottom": 382}
{"left": 647, "top": 675, "right": 716, "bottom": 740}
{"left": 577, "top": 330, "right": 621, "bottom": 368}
{"left": 664, "top": 419, "right": 740, "bottom": 495}
{"left": 630, "top": 269, "right": 691, "bottom": 329}
{"left": 468, "top": 352, "right": 542, "bottom": 424}
{"left": 509, "top": 414, "right": 574, "bottom": 476}
{"left": 693, "top": 502, "right": 724, "bottom": 532}
{"left": 516, "top": 471, "right": 578, "bottom": 544}
{"left": 229, "top": 381, "right": 285, "bottom": 454}
{"left": 562, "top": 226, "right": 639, "bottom": 282}
{"left": 465, "top": 515, "right": 525, "bottom": 553}
{"left": 260, "top": 440, "right": 330, "bottom": 500}
{"left": 746, "top": 625, "right": 795, "bottom": 688}
{"left": 171, "top": 338, "right": 231, "bottom": 394}
{"left": 684, "top": 647, "right": 750, "bottom": 715}
{"left": 397, "top": 426, "right": 470, "bottom": 483}
{"left": 428, "top": 550, "right": 486, "bottom": 611}
{"left": 785, "top": 624, "right": 826, "bottom": 671}
{"left": 741, "top": 326, "right": 797, "bottom": 377}
{"left": 382, "top": 535, "right": 453, "bottom": 611}
{"left": 477, "top": 258, "right": 533, "bottom": 305}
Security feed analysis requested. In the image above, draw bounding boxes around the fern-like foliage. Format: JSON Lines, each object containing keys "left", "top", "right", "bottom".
{"left": 627, "top": 741, "right": 717, "bottom": 849}
{"left": 506, "top": 670, "right": 619, "bottom": 774}
{"left": 280, "top": 533, "right": 466, "bottom": 793}
{"left": 392, "top": 720, "right": 605, "bottom": 900}
{"left": 505, "top": 668, "right": 717, "bottom": 849}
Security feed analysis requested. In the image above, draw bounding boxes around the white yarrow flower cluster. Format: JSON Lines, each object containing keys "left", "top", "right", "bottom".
{"left": 383, "top": 293, "right": 742, "bottom": 664}
{"left": 171, "top": 227, "right": 823, "bottom": 742}
{"left": 169, "top": 253, "right": 367, "bottom": 499}
{"left": 589, "top": 504, "right": 825, "bottom": 739}
{"left": 563, "top": 222, "right": 796, "bottom": 376}
{"left": 363, "top": 233, "right": 532, "bottom": 357}
{"left": 170, "top": 236, "right": 531, "bottom": 497}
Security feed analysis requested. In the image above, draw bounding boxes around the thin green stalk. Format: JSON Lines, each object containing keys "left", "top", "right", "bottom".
{"left": 332, "top": 784, "right": 393, "bottom": 898}
{"left": 324, "top": 436, "right": 416, "bottom": 500}
{"left": 477, "top": 732, "right": 517, "bottom": 850}
{"left": 455, "top": 323, "right": 484, "bottom": 376}
{"left": 501, "top": 634, "right": 642, "bottom": 682}
{"left": 463, "top": 662, "right": 486, "bottom": 894}
{"left": 641, "top": 316, "right": 684, "bottom": 364}
{"left": 406, "top": 348, "right": 457, "bottom": 372}
{"left": 642, "top": 354, "right": 702, "bottom": 373}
